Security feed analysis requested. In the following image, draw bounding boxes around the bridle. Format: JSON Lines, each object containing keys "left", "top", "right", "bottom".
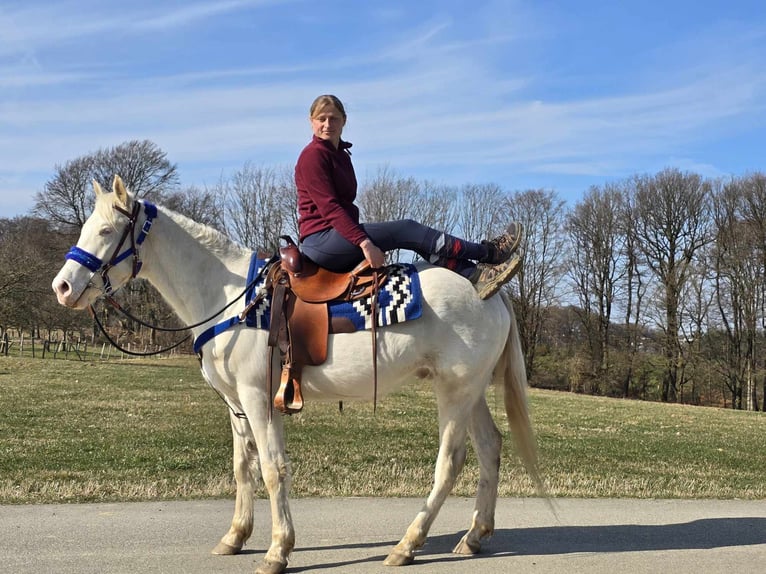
{"left": 64, "top": 198, "right": 272, "bottom": 358}
{"left": 65, "top": 200, "right": 157, "bottom": 295}
{"left": 64, "top": 199, "right": 183, "bottom": 356}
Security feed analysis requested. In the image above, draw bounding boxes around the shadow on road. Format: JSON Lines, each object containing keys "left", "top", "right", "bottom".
{"left": 428, "top": 516, "right": 766, "bottom": 557}
{"left": 288, "top": 517, "right": 766, "bottom": 571}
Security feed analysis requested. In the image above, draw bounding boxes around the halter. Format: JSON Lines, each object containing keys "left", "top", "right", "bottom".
{"left": 65, "top": 200, "right": 158, "bottom": 294}
{"left": 63, "top": 198, "right": 270, "bottom": 363}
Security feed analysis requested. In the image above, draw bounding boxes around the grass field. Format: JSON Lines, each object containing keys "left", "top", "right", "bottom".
{"left": 1, "top": 355, "right": 765, "bottom": 504}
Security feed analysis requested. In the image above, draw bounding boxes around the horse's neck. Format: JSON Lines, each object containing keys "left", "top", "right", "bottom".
{"left": 139, "top": 209, "right": 251, "bottom": 329}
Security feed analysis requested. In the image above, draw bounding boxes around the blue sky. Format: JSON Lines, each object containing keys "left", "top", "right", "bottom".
{"left": 2, "top": 0, "right": 765, "bottom": 218}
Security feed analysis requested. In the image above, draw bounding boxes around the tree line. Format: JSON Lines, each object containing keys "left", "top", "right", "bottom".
{"left": 2, "top": 139, "right": 765, "bottom": 410}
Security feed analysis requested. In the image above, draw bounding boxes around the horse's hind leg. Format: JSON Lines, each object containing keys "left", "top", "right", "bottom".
{"left": 384, "top": 403, "right": 470, "bottom": 566}
{"left": 453, "top": 396, "right": 502, "bottom": 555}
{"left": 213, "top": 412, "right": 260, "bottom": 555}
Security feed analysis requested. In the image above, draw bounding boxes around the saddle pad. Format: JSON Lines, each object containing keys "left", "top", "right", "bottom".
{"left": 245, "top": 256, "right": 422, "bottom": 331}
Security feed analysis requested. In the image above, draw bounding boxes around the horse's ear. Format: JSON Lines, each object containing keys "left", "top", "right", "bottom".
{"left": 112, "top": 175, "right": 129, "bottom": 208}
{"left": 93, "top": 180, "right": 104, "bottom": 197}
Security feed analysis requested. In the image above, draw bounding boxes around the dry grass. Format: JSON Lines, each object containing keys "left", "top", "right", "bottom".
{"left": 1, "top": 356, "right": 765, "bottom": 503}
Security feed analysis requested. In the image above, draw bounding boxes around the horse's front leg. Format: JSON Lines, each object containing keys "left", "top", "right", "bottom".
{"left": 213, "top": 412, "right": 261, "bottom": 555}
{"left": 247, "top": 400, "right": 295, "bottom": 574}
{"left": 384, "top": 403, "right": 470, "bottom": 566}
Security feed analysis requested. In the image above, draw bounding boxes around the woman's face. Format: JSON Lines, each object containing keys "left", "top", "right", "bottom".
{"left": 310, "top": 104, "right": 346, "bottom": 147}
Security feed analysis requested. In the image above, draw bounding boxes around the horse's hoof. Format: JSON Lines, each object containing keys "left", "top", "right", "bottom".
{"left": 383, "top": 551, "right": 415, "bottom": 566}
{"left": 452, "top": 534, "right": 481, "bottom": 555}
{"left": 211, "top": 541, "right": 242, "bottom": 555}
{"left": 255, "top": 558, "right": 288, "bottom": 574}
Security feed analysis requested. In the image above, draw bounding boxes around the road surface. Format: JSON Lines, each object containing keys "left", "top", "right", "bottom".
{"left": 2, "top": 497, "right": 765, "bottom": 573}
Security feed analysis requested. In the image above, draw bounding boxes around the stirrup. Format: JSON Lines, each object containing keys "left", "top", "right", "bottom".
{"left": 274, "top": 363, "right": 304, "bottom": 414}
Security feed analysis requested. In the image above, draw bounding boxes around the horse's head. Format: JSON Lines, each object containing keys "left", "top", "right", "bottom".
{"left": 52, "top": 175, "right": 157, "bottom": 309}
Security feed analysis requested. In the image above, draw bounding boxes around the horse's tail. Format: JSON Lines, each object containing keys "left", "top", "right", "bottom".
{"left": 497, "top": 292, "right": 547, "bottom": 498}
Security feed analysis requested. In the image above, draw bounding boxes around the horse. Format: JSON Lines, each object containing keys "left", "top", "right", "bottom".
{"left": 52, "top": 175, "right": 543, "bottom": 574}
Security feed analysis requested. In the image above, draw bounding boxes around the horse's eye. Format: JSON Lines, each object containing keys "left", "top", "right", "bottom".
{"left": 98, "top": 226, "right": 113, "bottom": 237}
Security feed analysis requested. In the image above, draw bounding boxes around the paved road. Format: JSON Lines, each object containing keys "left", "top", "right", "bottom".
{"left": 2, "top": 497, "right": 766, "bottom": 573}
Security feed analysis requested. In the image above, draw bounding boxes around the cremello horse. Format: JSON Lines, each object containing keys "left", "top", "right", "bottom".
{"left": 52, "top": 176, "right": 542, "bottom": 574}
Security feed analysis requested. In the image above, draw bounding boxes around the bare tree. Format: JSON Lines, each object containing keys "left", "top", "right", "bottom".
{"left": 275, "top": 165, "right": 300, "bottom": 242}
{"left": 33, "top": 140, "right": 178, "bottom": 230}
{"left": 616, "top": 189, "right": 650, "bottom": 398}
{"left": 357, "top": 167, "right": 460, "bottom": 264}
{"left": 411, "top": 181, "right": 458, "bottom": 239}
{"left": 32, "top": 155, "right": 95, "bottom": 230}
{"left": 739, "top": 172, "right": 766, "bottom": 410}
{"left": 163, "top": 185, "right": 225, "bottom": 230}
{"left": 677, "top": 257, "right": 715, "bottom": 405}
{"left": 90, "top": 140, "right": 179, "bottom": 200}
{"left": 0, "top": 216, "right": 83, "bottom": 336}
{"left": 710, "top": 173, "right": 766, "bottom": 410}
{"left": 218, "top": 163, "right": 296, "bottom": 253}
{"left": 566, "top": 183, "right": 627, "bottom": 393}
{"left": 506, "top": 188, "right": 567, "bottom": 380}
{"left": 0, "top": 219, "right": 31, "bottom": 313}
{"left": 358, "top": 166, "right": 415, "bottom": 223}
{"left": 630, "top": 168, "right": 713, "bottom": 402}
{"left": 457, "top": 183, "right": 509, "bottom": 242}
{"left": 357, "top": 167, "right": 419, "bottom": 264}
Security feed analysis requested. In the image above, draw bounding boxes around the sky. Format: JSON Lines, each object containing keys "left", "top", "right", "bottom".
{"left": 2, "top": 0, "right": 765, "bottom": 218}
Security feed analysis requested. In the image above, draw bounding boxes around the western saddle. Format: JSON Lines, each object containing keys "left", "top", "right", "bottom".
{"left": 264, "top": 236, "right": 388, "bottom": 417}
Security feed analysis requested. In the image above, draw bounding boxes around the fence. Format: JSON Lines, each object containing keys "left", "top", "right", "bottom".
{"left": 0, "top": 331, "right": 185, "bottom": 361}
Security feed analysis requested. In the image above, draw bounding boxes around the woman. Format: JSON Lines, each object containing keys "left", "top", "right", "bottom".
{"left": 295, "top": 94, "right": 521, "bottom": 300}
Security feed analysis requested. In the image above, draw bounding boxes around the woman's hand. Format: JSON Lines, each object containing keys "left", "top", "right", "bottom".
{"left": 359, "top": 239, "right": 386, "bottom": 269}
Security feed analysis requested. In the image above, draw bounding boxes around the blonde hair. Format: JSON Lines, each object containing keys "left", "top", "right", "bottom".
{"left": 309, "top": 94, "right": 347, "bottom": 120}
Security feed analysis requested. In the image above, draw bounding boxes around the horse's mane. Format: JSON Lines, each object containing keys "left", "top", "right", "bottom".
{"left": 95, "top": 192, "right": 250, "bottom": 259}
{"left": 159, "top": 205, "right": 249, "bottom": 258}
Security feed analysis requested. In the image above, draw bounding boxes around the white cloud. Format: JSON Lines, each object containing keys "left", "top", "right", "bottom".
{"left": 1, "top": 1, "right": 765, "bottom": 218}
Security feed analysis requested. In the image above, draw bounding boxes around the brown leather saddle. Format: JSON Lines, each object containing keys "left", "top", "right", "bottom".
{"left": 265, "top": 236, "right": 388, "bottom": 416}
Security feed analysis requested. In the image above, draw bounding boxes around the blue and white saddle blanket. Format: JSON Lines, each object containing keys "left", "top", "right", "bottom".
{"left": 193, "top": 254, "right": 422, "bottom": 354}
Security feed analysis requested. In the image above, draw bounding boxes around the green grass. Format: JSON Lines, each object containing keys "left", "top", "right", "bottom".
{"left": 1, "top": 355, "right": 764, "bottom": 504}
{"left": 533, "top": 391, "right": 766, "bottom": 498}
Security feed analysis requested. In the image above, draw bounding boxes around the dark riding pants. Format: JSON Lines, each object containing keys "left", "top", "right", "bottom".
{"left": 300, "top": 219, "right": 486, "bottom": 277}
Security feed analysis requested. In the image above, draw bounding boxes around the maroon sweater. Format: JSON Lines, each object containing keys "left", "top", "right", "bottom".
{"left": 295, "top": 136, "right": 367, "bottom": 246}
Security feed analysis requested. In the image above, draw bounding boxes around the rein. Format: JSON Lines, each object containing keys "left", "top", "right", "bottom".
{"left": 88, "top": 304, "right": 192, "bottom": 356}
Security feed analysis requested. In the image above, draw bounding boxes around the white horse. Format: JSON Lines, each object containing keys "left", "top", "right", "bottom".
{"left": 52, "top": 176, "right": 542, "bottom": 574}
